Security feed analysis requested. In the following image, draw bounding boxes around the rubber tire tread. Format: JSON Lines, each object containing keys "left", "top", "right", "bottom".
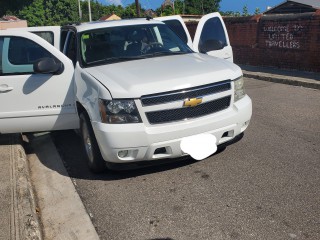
{"left": 80, "top": 112, "right": 106, "bottom": 173}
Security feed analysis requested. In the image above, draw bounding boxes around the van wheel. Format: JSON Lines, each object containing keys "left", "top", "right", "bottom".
{"left": 79, "top": 112, "right": 106, "bottom": 173}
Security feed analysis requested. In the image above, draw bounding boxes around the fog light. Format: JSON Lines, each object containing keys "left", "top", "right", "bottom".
{"left": 118, "top": 150, "right": 129, "bottom": 158}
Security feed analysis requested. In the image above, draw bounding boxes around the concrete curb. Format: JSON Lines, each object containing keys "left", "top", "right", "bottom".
{"left": 25, "top": 132, "right": 100, "bottom": 240}
{"left": 10, "top": 134, "right": 42, "bottom": 240}
{"left": 243, "top": 71, "right": 320, "bottom": 90}
{"left": 239, "top": 65, "right": 320, "bottom": 90}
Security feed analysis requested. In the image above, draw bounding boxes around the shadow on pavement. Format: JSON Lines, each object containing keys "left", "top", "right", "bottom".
{"left": 25, "top": 130, "right": 242, "bottom": 182}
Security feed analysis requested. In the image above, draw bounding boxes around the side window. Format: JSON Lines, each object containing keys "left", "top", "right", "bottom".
{"left": 60, "top": 30, "right": 68, "bottom": 51}
{"left": 199, "top": 17, "right": 227, "bottom": 52}
{"left": 0, "top": 38, "right": 3, "bottom": 74}
{"left": 0, "top": 36, "right": 60, "bottom": 75}
{"left": 163, "top": 20, "right": 188, "bottom": 44}
{"left": 32, "top": 31, "right": 54, "bottom": 45}
{"left": 65, "top": 32, "right": 76, "bottom": 66}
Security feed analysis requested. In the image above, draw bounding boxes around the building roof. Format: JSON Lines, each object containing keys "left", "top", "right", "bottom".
{"left": 0, "top": 15, "right": 21, "bottom": 21}
{"left": 293, "top": 0, "right": 320, "bottom": 8}
{"left": 99, "top": 13, "right": 121, "bottom": 21}
{"left": 145, "top": 9, "right": 157, "bottom": 18}
{"left": 264, "top": 0, "right": 320, "bottom": 14}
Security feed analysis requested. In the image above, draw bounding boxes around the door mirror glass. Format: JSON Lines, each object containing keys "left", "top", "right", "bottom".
{"left": 199, "top": 39, "right": 225, "bottom": 53}
{"left": 33, "top": 57, "right": 62, "bottom": 74}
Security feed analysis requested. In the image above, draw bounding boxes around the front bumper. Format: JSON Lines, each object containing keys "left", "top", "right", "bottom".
{"left": 92, "top": 95, "right": 252, "bottom": 163}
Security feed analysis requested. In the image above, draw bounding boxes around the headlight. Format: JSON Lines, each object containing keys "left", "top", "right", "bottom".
{"left": 234, "top": 76, "right": 246, "bottom": 102}
{"left": 99, "top": 99, "right": 142, "bottom": 124}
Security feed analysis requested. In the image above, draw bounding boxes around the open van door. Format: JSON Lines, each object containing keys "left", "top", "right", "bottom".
{"left": 155, "top": 15, "right": 193, "bottom": 49}
{"left": 0, "top": 30, "right": 79, "bottom": 134}
{"left": 193, "top": 13, "right": 233, "bottom": 62}
{"left": 157, "top": 12, "right": 233, "bottom": 62}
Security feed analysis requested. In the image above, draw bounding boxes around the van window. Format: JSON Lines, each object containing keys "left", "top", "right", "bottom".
{"left": 1, "top": 36, "right": 60, "bottom": 75}
{"left": 162, "top": 20, "right": 188, "bottom": 43}
{"left": 8, "top": 37, "right": 52, "bottom": 65}
{"left": 32, "top": 31, "right": 54, "bottom": 45}
{"left": 80, "top": 24, "right": 192, "bottom": 67}
{"left": 60, "top": 30, "right": 68, "bottom": 51}
{"left": 0, "top": 38, "right": 3, "bottom": 74}
{"left": 199, "top": 17, "right": 227, "bottom": 49}
{"left": 65, "top": 31, "right": 76, "bottom": 65}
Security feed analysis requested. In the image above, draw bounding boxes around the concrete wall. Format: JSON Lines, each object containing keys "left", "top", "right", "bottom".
{"left": 0, "top": 20, "right": 28, "bottom": 30}
{"left": 224, "top": 11, "right": 320, "bottom": 72}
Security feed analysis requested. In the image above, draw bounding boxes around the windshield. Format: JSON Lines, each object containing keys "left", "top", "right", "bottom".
{"left": 80, "top": 23, "right": 193, "bottom": 67}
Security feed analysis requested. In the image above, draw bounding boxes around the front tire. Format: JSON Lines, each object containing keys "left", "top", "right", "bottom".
{"left": 79, "top": 112, "right": 106, "bottom": 173}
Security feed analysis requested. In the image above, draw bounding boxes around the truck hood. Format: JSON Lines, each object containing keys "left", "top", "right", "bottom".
{"left": 85, "top": 53, "right": 242, "bottom": 99}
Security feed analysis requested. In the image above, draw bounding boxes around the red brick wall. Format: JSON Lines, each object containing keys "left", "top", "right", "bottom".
{"left": 224, "top": 12, "right": 320, "bottom": 72}
{"left": 185, "top": 22, "right": 198, "bottom": 41}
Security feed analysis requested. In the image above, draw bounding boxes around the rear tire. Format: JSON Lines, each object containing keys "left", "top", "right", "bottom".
{"left": 79, "top": 112, "right": 106, "bottom": 173}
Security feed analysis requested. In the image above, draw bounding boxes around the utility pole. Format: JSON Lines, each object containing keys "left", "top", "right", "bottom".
{"left": 78, "top": 0, "right": 82, "bottom": 20}
{"left": 183, "top": 0, "right": 185, "bottom": 14}
{"left": 173, "top": 0, "right": 175, "bottom": 14}
{"left": 135, "top": 0, "right": 140, "bottom": 17}
{"left": 201, "top": 0, "right": 204, "bottom": 15}
{"left": 88, "top": 0, "right": 92, "bottom": 22}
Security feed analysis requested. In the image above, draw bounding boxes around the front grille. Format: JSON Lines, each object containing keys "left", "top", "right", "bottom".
{"left": 145, "top": 96, "right": 231, "bottom": 124}
{"left": 141, "top": 80, "right": 231, "bottom": 106}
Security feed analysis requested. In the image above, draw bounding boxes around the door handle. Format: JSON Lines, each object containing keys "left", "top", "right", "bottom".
{"left": 0, "top": 84, "right": 14, "bottom": 93}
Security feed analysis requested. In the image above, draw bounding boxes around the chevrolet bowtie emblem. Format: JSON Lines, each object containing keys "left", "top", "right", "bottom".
{"left": 183, "top": 97, "right": 203, "bottom": 107}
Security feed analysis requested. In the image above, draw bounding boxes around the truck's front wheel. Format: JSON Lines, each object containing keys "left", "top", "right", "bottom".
{"left": 80, "top": 112, "right": 106, "bottom": 173}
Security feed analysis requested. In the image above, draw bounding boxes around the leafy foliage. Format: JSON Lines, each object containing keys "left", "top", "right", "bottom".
{"left": 156, "top": 0, "right": 221, "bottom": 16}
{"left": 242, "top": 5, "right": 249, "bottom": 16}
{"left": 17, "top": 0, "right": 79, "bottom": 26}
{"left": 0, "top": 0, "right": 33, "bottom": 16}
{"left": 254, "top": 8, "right": 261, "bottom": 15}
{"left": 1, "top": 0, "right": 223, "bottom": 26}
{"left": 220, "top": 4, "right": 261, "bottom": 17}
{"left": 18, "top": 0, "right": 47, "bottom": 26}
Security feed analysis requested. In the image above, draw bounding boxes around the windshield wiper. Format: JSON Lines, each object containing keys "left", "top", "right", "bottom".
{"left": 86, "top": 56, "right": 147, "bottom": 65}
{"left": 142, "top": 51, "right": 188, "bottom": 58}
{"left": 86, "top": 52, "right": 188, "bottom": 65}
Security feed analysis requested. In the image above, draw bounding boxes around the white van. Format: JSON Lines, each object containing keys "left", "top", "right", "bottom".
{"left": 0, "top": 14, "right": 251, "bottom": 172}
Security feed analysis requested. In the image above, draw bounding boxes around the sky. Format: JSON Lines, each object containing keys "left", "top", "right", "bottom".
{"left": 103, "top": 0, "right": 285, "bottom": 13}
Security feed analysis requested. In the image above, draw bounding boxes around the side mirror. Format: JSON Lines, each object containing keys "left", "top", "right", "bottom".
{"left": 199, "top": 39, "right": 225, "bottom": 53}
{"left": 33, "top": 57, "right": 62, "bottom": 74}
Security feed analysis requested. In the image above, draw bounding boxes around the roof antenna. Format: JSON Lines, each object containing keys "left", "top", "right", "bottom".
{"left": 146, "top": 15, "right": 153, "bottom": 21}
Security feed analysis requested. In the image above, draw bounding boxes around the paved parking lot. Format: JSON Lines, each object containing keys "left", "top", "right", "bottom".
{"left": 51, "top": 78, "right": 320, "bottom": 240}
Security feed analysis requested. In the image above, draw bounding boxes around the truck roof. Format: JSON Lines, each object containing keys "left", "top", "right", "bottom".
{"left": 72, "top": 18, "right": 165, "bottom": 32}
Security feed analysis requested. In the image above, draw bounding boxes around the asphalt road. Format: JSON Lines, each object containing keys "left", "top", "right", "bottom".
{"left": 51, "top": 78, "right": 320, "bottom": 240}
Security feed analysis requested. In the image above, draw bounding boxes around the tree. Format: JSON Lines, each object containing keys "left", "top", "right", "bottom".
{"left": 0, "top": 0, "right": 33, "bottom": 16}
{"left": 184, "top": 0, "right": 221, "bottom": 15}
{"left": 174, "top": 0, "right": 185, "bottom": 14}
{"left": 254, "top": 7, "right": 261, "bottom": 15}
{"left": 17, "top": 0, "right": 79, "bottom": 26}
{"left": 18, "top": 0, "right": 46, "bottom": 26}
{"left": 221, "top": 11, "right": 241, "bottom": 17}
{"left": 156, "top": 0, "right": 220, "bottom": 16}
{"left": 242, "top": 5, "right": 249, "bottom": 16}
{"left": 156, "top": 5, "right": 174, "bottom": 16}
{"left": 122, "top": 3, "right": 139, "bottom": 18}
{"left": 45, "top": 0, "right": 79, "bottom": 25}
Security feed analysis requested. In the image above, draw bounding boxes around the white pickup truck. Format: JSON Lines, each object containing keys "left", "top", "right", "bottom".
{"left": 0, "top": 13, "right": 252, "bottom": 172}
